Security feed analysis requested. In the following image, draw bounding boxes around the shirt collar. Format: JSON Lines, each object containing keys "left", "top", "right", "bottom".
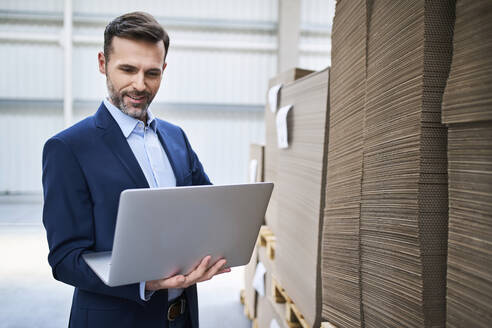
{"left": 103, "top": 98, "right": 157, "bottom": 138}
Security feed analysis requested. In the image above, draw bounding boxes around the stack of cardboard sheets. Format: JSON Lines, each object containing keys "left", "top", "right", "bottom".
{"left": 441, "top": 0, "right": 492, "bottom": 124}
{"left": 444, "top": 124, "right": 492, "bottom": 328}
{"left": 264, "top": 68, "right": 313, "bottom": 238}
{"left": 321, "top": 1, "right": 455, "bottom": 327}
{"left": 321, "top": 1, "right": 366, "bottom": 327}
{"left": 441, "top": 1, "right": 492, "bottom": 327}
{"left": 274, "top": 68, "right": 330, "bottom": 328}
{"left": 361, "top": 1, "right": 453, "bottom": 327}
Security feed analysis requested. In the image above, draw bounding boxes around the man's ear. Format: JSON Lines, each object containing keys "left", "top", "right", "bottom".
{"left": 160, "top": 63, "right": 167, "bottom": 80}
{"left": 98, "top": 52, "right": 106, "bottom": 75}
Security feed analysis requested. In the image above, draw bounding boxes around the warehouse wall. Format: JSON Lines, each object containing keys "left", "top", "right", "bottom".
{"left": 0, "top": 0, "right": 333, "bottom": 193}
{"left": 299, "top": 0, "right": 334, "bottom": 69}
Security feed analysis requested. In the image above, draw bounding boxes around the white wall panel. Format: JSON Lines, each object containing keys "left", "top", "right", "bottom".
{"left": 160, "top": 49, "right": 275, "bottom": 104}
{"left": 169, "top": 28, "right": 276, "bottom": 45}
{"left": 0, "top": 107, "right": 63, "bottom": 193}
{"left": 299, "top": 30, "right": 331, "bottom": 70}
{"left": 298, "top": 0, "right": 335, "bottom": 71}
{"left": 74, "top": 0, "right": 277, "bottom": 22}
{"left": 0, "top": 0, "right": 63, "bottom": 12}
{"left": 300, "top": 31, "right": 331, "bottom": 50}
{"left": 0, "top": 42, "right": 63, "bottom": 99}
{"left": 72, "top": 45, "right": 107, "bottom": 100}
{"left": 0, "top": 20, "right": 61, "bottom": 34}
{"left": 299, "top": 53, "right": 330, "bottom": 71}
{"left": 301, "top": 0, "right": 335, "bottom": 27}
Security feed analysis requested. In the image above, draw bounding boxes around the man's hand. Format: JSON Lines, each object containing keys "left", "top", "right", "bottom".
{"left": 145, "top": 256, "right": 231, "bottom": 291}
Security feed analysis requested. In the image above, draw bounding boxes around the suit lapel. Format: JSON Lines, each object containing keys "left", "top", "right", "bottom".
{"left": 95, "top": 103, "right": 149, "bottom": 189}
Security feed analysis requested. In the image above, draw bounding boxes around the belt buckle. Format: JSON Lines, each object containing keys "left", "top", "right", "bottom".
{"left": 167, "top": 298, "right": 186, "bottom": 322}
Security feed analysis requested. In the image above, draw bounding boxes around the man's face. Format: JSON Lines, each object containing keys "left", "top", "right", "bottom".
{"left": 98, "top": 36, "right": 167, "bottom": 121}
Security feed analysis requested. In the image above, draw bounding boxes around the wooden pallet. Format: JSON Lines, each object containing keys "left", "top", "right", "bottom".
{"left": 240, "top": 289, "right": 255, "bottom": 320}
{"left": 271, "top": 277, "right": 291, "bottom": 304}
{"left": 271, "top": 277, "right": 309, "bottom": 328}
{"left": 240, "top": 289, "right": 246, "bottom": 304}
{"left": 259, "top": 225, "right": 276, "bottom": 260}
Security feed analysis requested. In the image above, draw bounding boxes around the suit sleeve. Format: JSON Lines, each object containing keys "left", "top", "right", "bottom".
{"left": 42, "top": 137, "right": 144, "bottom": 305}
{"left": 180, "top": 129, "right": 212, "bottom": 186}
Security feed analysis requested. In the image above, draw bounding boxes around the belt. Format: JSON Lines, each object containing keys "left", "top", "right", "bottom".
{"left": 167, "top": 295, "right": 187, "bottom": 322}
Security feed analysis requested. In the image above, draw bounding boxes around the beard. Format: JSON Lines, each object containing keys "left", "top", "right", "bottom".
{"left": 106, "top": 77, "right": 155, "bottom": 121}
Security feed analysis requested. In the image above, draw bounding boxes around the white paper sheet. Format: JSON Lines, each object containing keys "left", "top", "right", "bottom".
{"left": 252, "top": 261, "right": 267, "bottom": 297}
{"left": 275, "top": 104, "right": 293, "bottom": 149}
{"left": 270, "top": 319, "right": 281, "bottom": 328}
{"left": 268, "top": 83, "right": 283, "bottom": 113}
{"left": 249, "top": 159, "right": 258, "bottom": 183}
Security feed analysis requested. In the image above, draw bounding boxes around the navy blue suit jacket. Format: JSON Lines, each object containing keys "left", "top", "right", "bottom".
{"left": 42, "top": 103, "right": 211, "bottom": 328}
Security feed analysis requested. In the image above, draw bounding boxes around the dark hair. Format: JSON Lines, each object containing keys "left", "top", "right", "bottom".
{"left": 104, "top": 11, "right": 170, "bottom": 62}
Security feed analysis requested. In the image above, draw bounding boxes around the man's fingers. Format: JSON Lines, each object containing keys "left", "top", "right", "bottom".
{"left": 209, "top": 259, "right": 227, "bottom": 277}
{"left": 217, "top": 267, "right": 231, "bottom": 275}
{"left": 198, "top": 259, "right": 227, "bottom": 282}
{"left": 183, "top": 256, "right": 211, "bottom": 286}
{"left": 145, "top": 257, "right": 231, "bottom": 290}
{"left": 146, "top": 274, "right": 186, "bottom": 291}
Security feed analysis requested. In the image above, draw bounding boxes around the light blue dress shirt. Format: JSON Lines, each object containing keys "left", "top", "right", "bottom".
{"left": 104, "top": 98, "right": 183, "bottom": 301}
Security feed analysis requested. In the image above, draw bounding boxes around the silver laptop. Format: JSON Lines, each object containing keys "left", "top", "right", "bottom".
{"left": 83, "top": 182, "right": 273, "bottom": 287}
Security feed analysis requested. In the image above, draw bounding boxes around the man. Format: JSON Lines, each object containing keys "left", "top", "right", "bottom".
{"left": 42, "top": 12, "right": 228, "bottom": 328}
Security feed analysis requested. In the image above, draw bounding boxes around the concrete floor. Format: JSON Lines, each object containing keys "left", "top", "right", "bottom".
{"left": 0, "top": 195, "right": 251, "bottom": 328}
